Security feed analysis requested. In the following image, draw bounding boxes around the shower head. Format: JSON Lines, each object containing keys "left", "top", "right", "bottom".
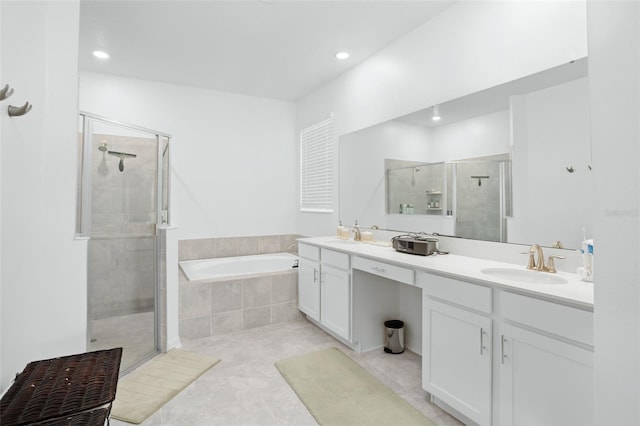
{"left": 98, "top": 142, "right": 108, "bottom": 152}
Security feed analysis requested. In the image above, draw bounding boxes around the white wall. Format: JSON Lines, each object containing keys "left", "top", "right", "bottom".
{"left": 0, "top": 0, "right": 4, "bottom": 381}
{"left": 296, "top": 0, "right": 588, "bottom": 237}
{"left": 0, "top": 1, "right": 86, "bottom": 391}
{"left": 339, "top": 120, "right": 430, "bottom": 227}
{"left": 430, "top": 110, "right": 510, "bottom": 162}
{"left": 79, "top": 72, "right": 297, "bottom": 240}
{"left": 587, "top": 2, "right": 640, "bottom": 424}
{"left": 79, "top": 73, "right": 297, "bottom": 353}
{"left": 510, "top": 78, "right": 591, "bottom": 248}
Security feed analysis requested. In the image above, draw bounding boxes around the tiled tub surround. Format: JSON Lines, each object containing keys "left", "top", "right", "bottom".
{"left": 178, "top": 234, "right": 300, "bottom": 261}
{"left": 178, "top": 235, "right": 302, "bottom": 339}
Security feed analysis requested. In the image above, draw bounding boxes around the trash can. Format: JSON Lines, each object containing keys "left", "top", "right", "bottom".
{"left": 384, "top": 320, "right": 404, "bottom": 354}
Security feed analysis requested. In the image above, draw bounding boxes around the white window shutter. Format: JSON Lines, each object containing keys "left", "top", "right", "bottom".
{"left": 300, "top": 116, "right": 333, "bottom": 212}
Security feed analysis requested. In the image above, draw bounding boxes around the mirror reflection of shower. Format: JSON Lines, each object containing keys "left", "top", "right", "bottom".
{"left": 411, "top": 166, "right": 420, "bottom": 186}
{"left": 97, "top": 141, "right": 137, "bottom": 172}
{"left": 385, "top": 154, "right": 511, "bottom": 242}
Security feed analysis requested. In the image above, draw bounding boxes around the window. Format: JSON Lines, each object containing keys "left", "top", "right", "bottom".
{"left": 300, "top": 116, "right": 334, "bottom": 212}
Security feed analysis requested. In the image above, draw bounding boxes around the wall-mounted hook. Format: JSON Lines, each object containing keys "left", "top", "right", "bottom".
{"left": 8, "top": 101, "right": 32, "bottom": 117}
{"left": 588, "top": 165, "right": 592, "bottom": 171}
{"left": 0, "top": 84, "right": 14, "bottom": 101}
{"left": 566, "top": 166, "right": 575, "bottom": 173}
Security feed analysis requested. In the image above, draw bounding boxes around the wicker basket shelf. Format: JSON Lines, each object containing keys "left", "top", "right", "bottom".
{"left": 0, "top": 347, "right": 122, "bottom": 426}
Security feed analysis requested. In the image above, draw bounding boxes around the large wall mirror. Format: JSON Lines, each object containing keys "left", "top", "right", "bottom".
{"left": 339, "top": 58, "right": 591, "bottom": 250}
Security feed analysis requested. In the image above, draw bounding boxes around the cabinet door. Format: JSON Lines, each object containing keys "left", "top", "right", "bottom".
{"left": 298, "top": 258, "right": 320, "bottom": 321}
{"left": 423, "top": 298, "right": 492, "bottom": 425}
{"left": 320, "top": 264, "right": 350, "bottom": 340}
{"left": 499, "top": 323, "right": 594, "bottom": 426}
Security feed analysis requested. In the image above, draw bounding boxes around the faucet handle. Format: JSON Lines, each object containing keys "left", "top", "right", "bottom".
{"left": 546, "top": 255, "right": 566, "bottom": 273}
{"left": 520, "top": 251, "right": 536, "bottom": 270}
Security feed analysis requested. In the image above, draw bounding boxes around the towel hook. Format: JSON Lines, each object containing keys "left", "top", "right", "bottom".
{"left": 0, "top": 84, "right": 14, "bottom": 101}
{"left": 8, "top": 101, "right": 33, "bottom": 117}
{"left": 566, "top": 166, "right": 575, "bottom": 173}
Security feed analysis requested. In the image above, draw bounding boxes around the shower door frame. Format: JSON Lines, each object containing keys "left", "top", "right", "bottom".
{"left": 78, "top": 111, "right": 171, "bottom": 373}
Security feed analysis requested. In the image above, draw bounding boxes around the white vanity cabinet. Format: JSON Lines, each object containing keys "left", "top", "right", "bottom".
{"left": 498, "top": 292, "right": 594, "bottom": 426}
{"left": 319, "top": 249, "right": 351, "bottom": 340}
{"left": 419, "top": 272, "right": 493, "bottom": 426}
{"left": 297, "top": 243, "right": 351, "bottom": 341}
{"left": 297, "top": 244, "right": 320, "bottom": 321}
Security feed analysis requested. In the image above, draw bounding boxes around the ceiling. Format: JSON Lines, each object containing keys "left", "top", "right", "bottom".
{"left": 78, "top": 1, "right": 456, "bottom": 101}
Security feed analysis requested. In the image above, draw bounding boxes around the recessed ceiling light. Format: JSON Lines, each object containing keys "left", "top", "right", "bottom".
{"left": 432, "top": 106, "right": 441, "bottom": 121}
{"left": 335, "top": 51, "right": 350, "bottom": 60}
{"left": 93, "top": 50, "right": 110, "bottom": 60}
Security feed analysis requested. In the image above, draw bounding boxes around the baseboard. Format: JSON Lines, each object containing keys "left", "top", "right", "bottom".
{"left": 431, "top": 395, "right": 477, "bottom": 426}
{"left": 167, "top": 337, "right": 182, "bottom": 351}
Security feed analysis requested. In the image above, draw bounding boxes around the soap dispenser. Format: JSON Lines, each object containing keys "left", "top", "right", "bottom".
{"left": 337, "top": 220, "right": 349, "bottom": 239}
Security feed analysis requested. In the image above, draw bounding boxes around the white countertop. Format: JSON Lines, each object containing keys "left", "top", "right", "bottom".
{"left": 298, "top": 236, "right": 594, "bottom": 310}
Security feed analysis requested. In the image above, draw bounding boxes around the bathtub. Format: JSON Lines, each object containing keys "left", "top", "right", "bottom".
{"left": 179, "top": 252, "right": 299, "bottom": 282}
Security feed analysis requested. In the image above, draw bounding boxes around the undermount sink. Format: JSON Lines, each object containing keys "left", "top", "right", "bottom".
{"left": 481, "top": 267, "right": 568, "bottom": 285}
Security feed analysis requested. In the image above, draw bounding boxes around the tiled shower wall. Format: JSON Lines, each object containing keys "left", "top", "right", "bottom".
{"left": 178, "top": 234, "right": 302, "bottom": 339}
{"left": 455, "top": 162, "right": 502, "bottom": 242}
{"left": 88, "top": 237, "right": 156, "bottom": 319}
{"left": 88, "top": 133, "right": 158, "bottom": 320}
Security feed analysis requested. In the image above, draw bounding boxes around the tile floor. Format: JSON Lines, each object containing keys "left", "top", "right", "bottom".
{"left": 110, "top": 318, "right": 463, "bottom": 426}
{"left": 91, "top": 311, "right": 156, "bottom": 372}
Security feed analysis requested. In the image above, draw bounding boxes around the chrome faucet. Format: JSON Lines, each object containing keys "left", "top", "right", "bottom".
{"left": 352, "top": 221, "right": 362, "bottom": 241}
{"left": 522, "top": 244, "right": 565, "bottom": 273}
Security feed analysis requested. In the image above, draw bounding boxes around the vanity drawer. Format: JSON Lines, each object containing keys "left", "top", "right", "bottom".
{"left": 418, "top": 272, "right": 492, "bottom": 313}
{"left": 500, "top": 292, "right": 593, "bottom": 346}
{"left": 352, "top": 256, "right": 414, "bottom": 285}
{"left": 321, "top": 248, "right": 350, "bottom": 270}
{"left": 298, "top": 243, "right": 320, "bottom": 261}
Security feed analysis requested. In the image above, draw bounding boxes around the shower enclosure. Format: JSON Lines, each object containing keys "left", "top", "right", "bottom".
{"left": 386, "top": 155, "right": 511, "bottom": 242}
{"left": 453, "top": 160, "right": 510, "bottom": 242}
{"left": 77, "top": 112, "right": 171, "bottom": 373}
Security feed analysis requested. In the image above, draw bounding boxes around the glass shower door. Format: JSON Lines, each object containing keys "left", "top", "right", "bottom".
{"left": 83, "top": 117, "right": 160, "bottom": 372}
{"left": 454, "top": 161, "right": 504, "bottom": 242}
